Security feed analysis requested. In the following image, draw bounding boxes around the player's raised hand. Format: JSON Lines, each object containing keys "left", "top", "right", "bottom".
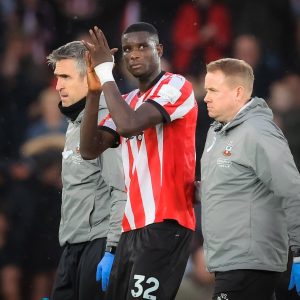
{"left": 83, "top": 26, "right": 118, "bottom": 67}
{"left": 85, "top": 51, "right": 101, "bottom": 93}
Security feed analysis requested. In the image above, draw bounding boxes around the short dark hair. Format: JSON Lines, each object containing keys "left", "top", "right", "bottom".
{"left": 123, "top": 22, "right": 159, "bottom": 42}
{"left": 123, "top": 22, "right": 158, "bottom": 35}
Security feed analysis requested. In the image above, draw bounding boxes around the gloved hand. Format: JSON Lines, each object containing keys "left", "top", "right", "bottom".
{"left": 288, "top": 261, "right": 300, "bottom": 295}
{"left": 96, "top": 252, "right": 115, "bottom": 291}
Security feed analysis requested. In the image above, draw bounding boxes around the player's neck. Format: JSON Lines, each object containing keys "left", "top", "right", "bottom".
{"left": 138, "top": 70, "right": 164, "bottom": 93}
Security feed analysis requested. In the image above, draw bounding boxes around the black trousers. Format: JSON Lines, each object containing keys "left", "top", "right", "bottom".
{"left": 51, "top": 238, "right": 106, "bottom": 300}
{"left": 106, "top": 221, "right": 193, "bottom": 300}
{"left": 213, "top": 269, "right": 282, "bottom": 300}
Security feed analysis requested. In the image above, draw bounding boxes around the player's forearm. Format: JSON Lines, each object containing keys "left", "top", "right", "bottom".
{"left": 80, "top": 91, "right": 104, "bottom": 159}
{"left": 102, "top": 82, "right": 143, "bottom": 137}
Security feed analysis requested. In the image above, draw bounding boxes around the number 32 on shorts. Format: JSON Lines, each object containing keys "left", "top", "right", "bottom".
{"left": 131, "top": 274, "right": 160, "bottom": 299}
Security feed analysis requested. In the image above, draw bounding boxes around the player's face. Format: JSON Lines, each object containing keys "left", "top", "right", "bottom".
{"left": 54, "top": 59, "right": 88, "bottom": 107}
{"left": 204, "top": 70, "right": 239, "bottom": 123}
{"left": 122, "top": 31, "right": 162, "bottom": 79}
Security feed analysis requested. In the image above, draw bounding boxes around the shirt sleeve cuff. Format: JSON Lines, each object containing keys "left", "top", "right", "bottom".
{"left": 145, "top": 99, "right": 171, "bottom": 123}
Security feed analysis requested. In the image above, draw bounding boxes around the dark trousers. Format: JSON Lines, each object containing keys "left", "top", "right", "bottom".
{"left": 106, "top": 221, "right": 193, "bottom": 300}
{"left": 213, "top": 269, "right": 282, "bottom": 300}
{"left": 51, "top": 238, "right": 106, "bottom": 300}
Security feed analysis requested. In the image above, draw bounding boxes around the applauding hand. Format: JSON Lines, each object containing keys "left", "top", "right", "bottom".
{"left": 85, "top": 51, "right": 102, "bottom": 94}
{"left": 83, "top": 26, "right": 118, "bottom": 67}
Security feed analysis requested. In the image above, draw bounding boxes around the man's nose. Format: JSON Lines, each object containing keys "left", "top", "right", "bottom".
{"left": 204, "top": 94, "right": 209, "bottom": 103}
{"left": 130, "top": 49, "right": 140, "bottom": 59}
{"left": 55, "top": 78, "right": 62, "bottom": 91}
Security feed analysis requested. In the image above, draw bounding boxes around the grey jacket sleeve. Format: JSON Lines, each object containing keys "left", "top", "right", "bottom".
{"left": 250, "top": 124, "right": 300, "bottom": 253}
{"left": 98, "top": 94, "right": 126, "bottom": 248}
{"left": 101, "top": 146, "right": 126, "bottom": 247}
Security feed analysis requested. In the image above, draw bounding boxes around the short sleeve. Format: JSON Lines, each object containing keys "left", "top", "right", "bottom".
{"left": 146, "top": 74, "right": 196, "bottom": 122}
{"left": 99, "top": 114, "right": 120, "bottom": 148}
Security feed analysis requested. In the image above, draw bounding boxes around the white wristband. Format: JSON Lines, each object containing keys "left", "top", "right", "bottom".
{"left": 94, "top": 61, "right": 115, "bottom": 85}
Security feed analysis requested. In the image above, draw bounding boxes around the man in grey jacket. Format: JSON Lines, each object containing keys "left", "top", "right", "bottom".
{"left": 46, "top": 41, "right": 126, "bottom": 299}
{"left": 200, "top": 58, "right": 300, "bottom": 300}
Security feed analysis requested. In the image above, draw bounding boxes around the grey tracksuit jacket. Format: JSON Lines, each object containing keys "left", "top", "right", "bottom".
{"left": 60, "top": 96, "right": 126, "bottom": 247}
{"left": 200, "top": 97, "right": 300, "bottom": 272}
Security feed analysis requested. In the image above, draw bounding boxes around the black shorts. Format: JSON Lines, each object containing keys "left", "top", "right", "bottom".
{"left": 51, "top": 238, "right": 106, "bottom": 300}
{"left": 213, "top": 269, "right": 282, "bottom": 300}
{"left": 106, "top": 220, "right": 193, "bottom": 300}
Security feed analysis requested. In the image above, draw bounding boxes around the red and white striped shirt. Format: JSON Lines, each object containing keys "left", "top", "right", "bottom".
{"left": 100, "top": 72, "right": 197, "bottom": 231}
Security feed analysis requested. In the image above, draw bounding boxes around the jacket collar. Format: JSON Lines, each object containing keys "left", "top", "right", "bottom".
{"left": 58, "top": 97, "right": 86, "bottom": 122}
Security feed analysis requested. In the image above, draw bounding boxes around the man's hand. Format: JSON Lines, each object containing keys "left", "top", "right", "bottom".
{"left": 83, "top": 26, "right": 118, "bottom": 67}
{"left": 96, "top": 252, "right": 115, "bottom": 291}
{"left": 288, "top": 262, "right": 300, "bottom": 295}
{"left": 85, "top": 51, "right": 102, "bottom": 93}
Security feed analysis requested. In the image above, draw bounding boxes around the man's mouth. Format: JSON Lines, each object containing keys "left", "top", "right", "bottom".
{"left": 130, "top": 64, "right": 142, "bottom": 70}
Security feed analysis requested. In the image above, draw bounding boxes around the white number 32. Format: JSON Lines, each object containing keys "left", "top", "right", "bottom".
{"left": 131, "top": 274, "right": 160, "bottom": 299}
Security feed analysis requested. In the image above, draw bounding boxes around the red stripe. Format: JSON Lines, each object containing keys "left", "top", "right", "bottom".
{"left": 122, "top": 214, "right": 131, "bottom": 231}
{"left": 126, "top": 138, "right": 134, "bottom": 182}
{"left": 125, "top": 139, "right": 145, "bottom": 229}
{"left": 143, "top": 128, "right": 161, "bottom": 217}
{"left": 128, "top": 169, "right": 145, "bottom": 228}
{"left": 126, "top": 92, "right": 139, "bottom": 110}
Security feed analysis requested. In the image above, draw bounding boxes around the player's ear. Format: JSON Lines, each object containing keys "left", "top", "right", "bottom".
{"left": 157, "top": 44, "right": 163, "bottom": 58}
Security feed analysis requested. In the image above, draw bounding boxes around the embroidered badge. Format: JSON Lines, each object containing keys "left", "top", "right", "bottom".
{"left": 223, "top": 141, "right": 233, "bottom": 156}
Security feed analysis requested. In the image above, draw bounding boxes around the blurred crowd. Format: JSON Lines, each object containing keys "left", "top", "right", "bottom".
{"left": 0, "top": 0, "right": 299, "bottom": 299}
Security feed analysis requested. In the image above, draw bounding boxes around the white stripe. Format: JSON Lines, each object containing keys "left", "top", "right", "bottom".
{"left": 121, "top": 140, "right": 135, "bottom": 229}
{"left": 156, "top": 125, "right": 163, "bottom": 185}
{"left": 170, "top": 91, "right": 195, "bottom": 121}
{"left": 124, "top": 194, "right": 136, "bottom": 230}
{"left": 136, "top": 138, "right": 156, "bottom": 225}
{"left": 125, "top": 89, "right": 139, "bottom": 105}
{"left": 130, "top": 137, "right": 156, "bottom": 225}
{"left": 103, "top": 117, "right": 117, "bottom": 131}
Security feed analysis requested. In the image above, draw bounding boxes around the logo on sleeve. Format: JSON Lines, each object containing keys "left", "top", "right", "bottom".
{"left": 158, "top": 84, "right": 181, "bottom": 104}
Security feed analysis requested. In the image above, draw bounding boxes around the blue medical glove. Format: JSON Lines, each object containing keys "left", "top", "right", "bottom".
{"left": 96, "top": 252, "right": 115, "bottom": 291}
{"left": 288, "top": 261, "right": 300, "bottom": 295}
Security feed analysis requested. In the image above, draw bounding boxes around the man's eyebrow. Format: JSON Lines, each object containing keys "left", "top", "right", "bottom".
{"left": 206, "top": 87, "right": 218, "bottom": 92}
{"left": 54, "top": 72, "right": 67, "bottom": 77}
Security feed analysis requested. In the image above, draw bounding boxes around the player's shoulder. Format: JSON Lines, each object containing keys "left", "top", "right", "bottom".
{"left": 163, "top": 71, "right": 188, "bottom": 82}
{"left": 162, "top": 72, "right": 192, "bottom": 89}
